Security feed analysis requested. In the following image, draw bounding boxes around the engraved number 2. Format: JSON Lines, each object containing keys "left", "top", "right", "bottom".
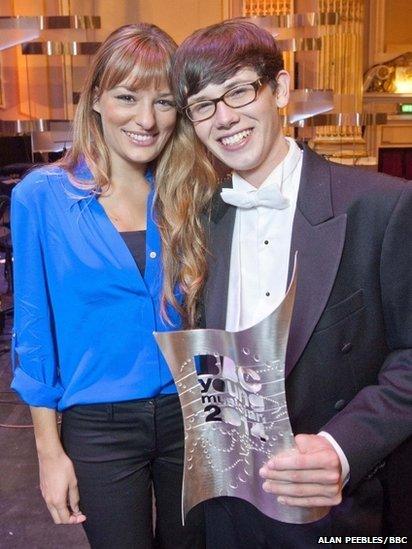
{"left": 204, "top": 404, "right": 222, "bottom": 422}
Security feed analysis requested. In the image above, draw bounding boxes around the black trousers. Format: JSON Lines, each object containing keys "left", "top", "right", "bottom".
{"left": 61, "top": 394, "right": 204, "bottom": 549}
{"left": 203, "top": 484, "right": 386, "bottom": 549}
{"left": 203, "top": 498, "right": 333, "bottom": 549}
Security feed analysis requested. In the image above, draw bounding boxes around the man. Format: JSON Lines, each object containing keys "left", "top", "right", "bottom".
{"left": 172, "top": 20, "right": 412, "bottom": 547}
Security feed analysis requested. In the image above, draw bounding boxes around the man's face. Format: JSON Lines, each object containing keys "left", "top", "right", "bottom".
{"left": 187, "top": 67, "right": 290, "bottom": 187}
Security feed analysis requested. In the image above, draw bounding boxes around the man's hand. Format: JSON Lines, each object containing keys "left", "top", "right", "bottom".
{"left": 39, "top": 452, "right": 86, "bottom": 524}
{"left": 259, "top": 434, "right": 343, "bottom": 508}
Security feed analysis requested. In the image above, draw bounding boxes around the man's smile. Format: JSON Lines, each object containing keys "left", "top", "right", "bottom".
{"left": 218, "top": 128, "right": 253, "bottom": 149}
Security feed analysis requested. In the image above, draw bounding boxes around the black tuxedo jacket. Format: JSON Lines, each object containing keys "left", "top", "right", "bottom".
{"left": 202, "top": 145, "right": 412, "bottom": 533}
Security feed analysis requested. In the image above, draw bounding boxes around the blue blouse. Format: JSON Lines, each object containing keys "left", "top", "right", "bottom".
{"left": 11, "top": 164, "right": 182, "bottom": 411}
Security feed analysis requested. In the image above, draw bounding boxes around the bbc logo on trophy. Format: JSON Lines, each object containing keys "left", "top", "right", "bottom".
{"left": 154, "top": 262, "right": 328, "bottom": 525}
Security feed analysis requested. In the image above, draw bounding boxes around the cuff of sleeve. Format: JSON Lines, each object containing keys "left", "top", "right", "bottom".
{"left": 318, "top": 430, "right": 350, "bottom": 486}
{"left": 11, "top": 367, "right": 63, "bottom": 409}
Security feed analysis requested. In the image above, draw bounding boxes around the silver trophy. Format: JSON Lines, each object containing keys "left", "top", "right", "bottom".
{"left": 154, "top": 265, "right": 328, "bottom": 524}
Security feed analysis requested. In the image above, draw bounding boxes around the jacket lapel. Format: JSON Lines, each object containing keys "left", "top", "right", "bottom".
{"left": 204, "top": 146, "right": 347, "bottom": 376}
{"left": 285, "top": 146, "right": 347, "bottom": 375}
{"left": 204, "top": 190, "right": 236, "bottom": 329}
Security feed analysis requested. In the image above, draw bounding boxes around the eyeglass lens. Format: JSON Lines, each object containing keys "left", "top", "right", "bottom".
{"left": 187, "top": 81, "right": 260, "bottom": 122}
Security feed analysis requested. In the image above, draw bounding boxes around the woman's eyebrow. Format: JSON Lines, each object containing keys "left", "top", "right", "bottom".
{"left": 112, "top": 86, "right": 173, "bottom": 97}
{"left": 111, "top": 86, "right": 134, "bottom": 92}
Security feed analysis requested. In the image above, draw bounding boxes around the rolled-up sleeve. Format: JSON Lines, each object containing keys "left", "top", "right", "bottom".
{"left": 11, "top": 188, "right": 63, "bottom": 408}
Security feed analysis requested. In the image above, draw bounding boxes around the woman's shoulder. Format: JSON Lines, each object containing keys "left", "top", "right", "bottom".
{"left": 12, "top": 165, "right": 69, "bottom": 205}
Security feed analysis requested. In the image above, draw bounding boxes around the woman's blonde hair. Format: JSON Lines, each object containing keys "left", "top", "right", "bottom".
{"left": 156, "top": 117, "right": 218, "bottom": 328}
{"left": 59, "top": 23, "right": 217, "bottom": 327}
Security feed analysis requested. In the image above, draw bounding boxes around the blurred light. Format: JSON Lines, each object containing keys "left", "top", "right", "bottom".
{"left": 394, "top": 67, "right": 412, "bottom": 93}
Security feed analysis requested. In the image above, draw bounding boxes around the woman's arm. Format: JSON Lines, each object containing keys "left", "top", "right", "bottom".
{"left": 31, "top": 406, "right": 86, "bottom": 525}
{"left": 10, "top": 175, "right": 84, "bottom": 524}
{"left": 11, "top": 182, "right": 64, "bottom": 407}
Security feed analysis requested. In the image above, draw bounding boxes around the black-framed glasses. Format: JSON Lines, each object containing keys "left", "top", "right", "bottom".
{"left": 184, "top": 78, "right": 267, "bottom": 122}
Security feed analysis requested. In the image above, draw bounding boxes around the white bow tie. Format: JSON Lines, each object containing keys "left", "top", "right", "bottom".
{"left": 220, "top": 184, "right": 290, "bottom": 210}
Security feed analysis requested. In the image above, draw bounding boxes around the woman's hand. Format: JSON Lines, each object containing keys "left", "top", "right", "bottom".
{"left": 38, "top": 451, "right": 86, "bottom": 524}
{"left": 30, "top": 406, "right": 86, "bottom": 525}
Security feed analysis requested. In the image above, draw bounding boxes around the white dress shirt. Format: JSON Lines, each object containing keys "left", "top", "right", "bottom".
{"left": 225, "top": 137, "right": 302, "bottom": 332}
{"left": 223, "top": 137, "right": 350, "bottom": 481}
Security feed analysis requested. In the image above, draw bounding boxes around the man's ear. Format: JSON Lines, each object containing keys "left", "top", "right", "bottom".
{"left": 92, "top": 88, "right": 101, "bottom": 113}
{"left": 274, "top": 70, "right": 290, "bottom": 109}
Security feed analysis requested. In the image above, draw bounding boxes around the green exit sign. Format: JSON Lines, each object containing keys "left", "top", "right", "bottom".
{"left": 399, "top": 103, "right": 412, "bottom": 113}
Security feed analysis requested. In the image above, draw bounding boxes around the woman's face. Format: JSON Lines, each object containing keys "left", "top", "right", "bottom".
{"left": 93, "top": 78, "right": 177, "bottom": 176}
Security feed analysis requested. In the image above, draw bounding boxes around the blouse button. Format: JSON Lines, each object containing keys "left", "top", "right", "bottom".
{"left": 149, "top": 251, "right": 157, "bottom": 259}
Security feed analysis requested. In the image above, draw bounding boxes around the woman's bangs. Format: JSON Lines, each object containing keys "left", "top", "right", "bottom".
{"left": 102, "top": 44, "right": 172, "bottom": 92}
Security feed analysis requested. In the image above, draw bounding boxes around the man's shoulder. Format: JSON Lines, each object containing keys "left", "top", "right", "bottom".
{"left": 303, "top": 147, "right": 411, "bottom": 210}
{"left": 304, "top": 145, "right": 407, "bottom": 189}
{"left": 329, "top": 160, "right": 408, "bottom": 192}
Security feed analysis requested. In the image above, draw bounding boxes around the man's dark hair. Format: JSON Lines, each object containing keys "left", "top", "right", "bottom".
{"left": 172, "top": 18, "right": 284, "bottom": 110}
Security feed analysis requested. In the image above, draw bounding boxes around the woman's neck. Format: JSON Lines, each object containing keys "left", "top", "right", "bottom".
{"left": 107, "top": 163, "right": 149, "bottom": 193}
{"left": 97, "top": 163, "right": 151, "bottom": 232}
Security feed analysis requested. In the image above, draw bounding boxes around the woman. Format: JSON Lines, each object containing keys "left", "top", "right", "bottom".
{"left": 11, "top": 23, "right": 214, "bottom": 549}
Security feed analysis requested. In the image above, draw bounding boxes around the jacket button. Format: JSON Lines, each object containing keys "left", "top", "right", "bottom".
{"left": 334, "top": 399, "right": 347, "bottom": 410}
{"left": 341, "top": 342, "right": 352, "bottom": 354}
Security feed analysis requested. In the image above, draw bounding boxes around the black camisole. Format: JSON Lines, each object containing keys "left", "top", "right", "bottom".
{"left": 120, "top": 230, "right": 146, "bottom": 277}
